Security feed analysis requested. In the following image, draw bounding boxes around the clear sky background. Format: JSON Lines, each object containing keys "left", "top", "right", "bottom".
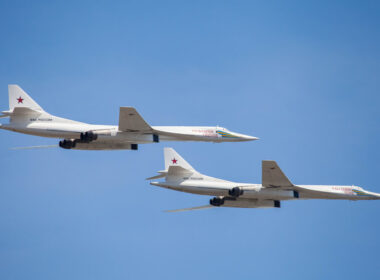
{"left": 0, "top": 1, "right": 379, "bottom": 279}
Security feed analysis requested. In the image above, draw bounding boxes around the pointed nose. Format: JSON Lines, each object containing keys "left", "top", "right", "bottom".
{"left": 244, "top": 135, "right": 259, "bottom": 141}
{"left": 366, "top": 191, "right": 380, "bottom": 200}
{"left": 216, "top": 128, "right": 259, "bottom": 142}
{"left": 233, "top": 132, "right": 259, "bottom": 142}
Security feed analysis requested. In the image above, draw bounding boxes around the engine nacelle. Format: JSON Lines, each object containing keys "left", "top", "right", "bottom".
{"left": 228, "top": 187, "right": 244, "bottom": 197}
{"left": 210, "top": 197, "right": 224, "bottom": 206}
{"left": 80, "top": 131, "right": 98, "bottom": 143}
{"left": 59, "top": 139, "right": 76, "bottom": 149}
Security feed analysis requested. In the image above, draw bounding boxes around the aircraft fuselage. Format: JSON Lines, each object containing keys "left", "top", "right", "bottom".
{"left": 151, "top": 179, "right": 380, "bottom": 201}
{"left": 0, "top": 122, "right": 257, "bottom": 150}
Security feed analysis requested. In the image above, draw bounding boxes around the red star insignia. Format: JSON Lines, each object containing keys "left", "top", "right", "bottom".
{"left": 17, "top": 96, "right": 24, "bottom": 104}
{"left": 171, "top": 158, "right": 178, "bottom": 164}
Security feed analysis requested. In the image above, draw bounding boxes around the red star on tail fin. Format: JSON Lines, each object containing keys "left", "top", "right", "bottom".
{"left": 171, "top": 158, "right": 178, "bottom": 164}
{"left": 17, "top": 96, "right": 24, "bottom": 104}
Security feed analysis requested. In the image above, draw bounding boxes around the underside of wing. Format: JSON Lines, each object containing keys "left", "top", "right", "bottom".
{"left": 118, "top": 107, "right": 152, "bottom": 132}
{"left": 10, "top": 144, "right": 58, "bottom": 150}
{"left": 165, "top": 205, "right": 213, "bottom": 213}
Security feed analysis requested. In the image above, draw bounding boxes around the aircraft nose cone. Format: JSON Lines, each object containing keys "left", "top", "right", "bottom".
{"left": 218, "top": 129, "right": 259, "bottom": 142}
{"left": 245, "top": 135, "right": 259, "bottom": 141}
{"left": 235, "top": 133, "right": 259, "bottom": 141}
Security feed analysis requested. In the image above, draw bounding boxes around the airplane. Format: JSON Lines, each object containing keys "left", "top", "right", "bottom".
{"left": 0, "top": 85, "right": 258, "bottom": 150}
{"left": 148, "top": 148, "right": 380, "bottom": 212}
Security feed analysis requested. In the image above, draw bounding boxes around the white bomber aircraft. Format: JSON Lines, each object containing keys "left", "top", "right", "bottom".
{"left": 148, "top": 148, "right": 380, "bottom": 212}
{"left": 0, "top": 85, "right": 258, "bottom": 150}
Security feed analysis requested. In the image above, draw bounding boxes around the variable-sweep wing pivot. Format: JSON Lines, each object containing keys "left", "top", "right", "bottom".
{"left": 118, "top": 107, "right": 152, "bottom": 132}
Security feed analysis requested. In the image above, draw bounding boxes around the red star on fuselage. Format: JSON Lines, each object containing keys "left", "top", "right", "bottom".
{"left": 172, "top": 158, "right": 178, "bottom": 164}
{"left": 17, "top": 96, "right": 24, "bottom": 104}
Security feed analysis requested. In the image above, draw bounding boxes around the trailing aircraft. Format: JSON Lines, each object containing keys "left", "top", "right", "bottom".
{"left": 0, "top": 85, "right": 258, "bottom": 150}
{"left": 148, "top": 148, "right": 380, "bottom": 212}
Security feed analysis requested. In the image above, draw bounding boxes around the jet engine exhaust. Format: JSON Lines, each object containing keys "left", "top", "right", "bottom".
{"left": 210, "top": 197, "right": 224, "bottom": 206}
{"left": 59, "top": 139, "right": 76, "bottom": 149}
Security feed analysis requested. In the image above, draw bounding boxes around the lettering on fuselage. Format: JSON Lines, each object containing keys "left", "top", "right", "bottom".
{"left": 332, "top": 186, "right": 354, "bottom": 195}
{"left": 183, "top": 177, "right": 204, "bottom": 180}
{"left": 191, "top": 129, "right": 218, "bottom": 137}
{"left": 29, "top": 118, "right": 53, "bottom": 122}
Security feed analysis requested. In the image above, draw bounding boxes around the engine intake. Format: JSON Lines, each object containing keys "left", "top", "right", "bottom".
{"left": 210, "top": 197, "right": 224, "bottom": 207}
{"left": 228, "top": 187, "right": 244, "bottom": 197}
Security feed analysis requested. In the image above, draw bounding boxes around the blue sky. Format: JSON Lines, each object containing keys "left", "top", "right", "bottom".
{"left": 0, "top": 0, "right": 379, "bottom": 279}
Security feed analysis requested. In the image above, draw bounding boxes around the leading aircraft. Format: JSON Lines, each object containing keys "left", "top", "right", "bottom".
{"left": 0, "top": 85, "right": 258, "bottom": 150}
{"left": 148, "top": 148, "right": 380, "bottom": 212}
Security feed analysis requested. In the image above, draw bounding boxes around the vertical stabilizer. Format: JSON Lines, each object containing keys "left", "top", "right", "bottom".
{"left": 164, "top": 148, "right": 195, "bottom": 171}
{"left": 8, "top": 85, "right": 43, "bottom": 111}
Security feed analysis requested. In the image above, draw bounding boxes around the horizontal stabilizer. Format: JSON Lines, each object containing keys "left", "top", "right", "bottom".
{"left": 146, "top": 173, "right": 166, "bottom": 180}
{"left": 262, "top": 160, "right": 293, "bottom": 188}
{"left": 6, "top": 107, "right": 42, "bottom": 116}
{"left": 118, "top": 107, "right": 152, "bottom": 132}
{"left": 167, "top": 165, "right": 194, "bottom": 177}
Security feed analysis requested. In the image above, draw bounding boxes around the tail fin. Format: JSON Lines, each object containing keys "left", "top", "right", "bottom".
{"left": 147, "top": 148, "right": 195, "bottom": 181}
{"left": 164, "top": 148, "right": 195, "bottom": 171}
{"left": 8, "top": 85, "right": 44, "bottom": 111}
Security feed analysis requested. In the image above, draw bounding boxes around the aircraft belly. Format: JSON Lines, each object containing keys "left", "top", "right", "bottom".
{"left": 174, "top": 186, "right": 226, "bottom": 196}
{"left": 114, "top": 132, "right": 156, "bottom": 144}
{"left": 158, "top": 134, "right": 245, "bottom": 143}
{"left": 297, "top": 192, "right": 374, "bottom": 200}
{"left": 3, "top": 126, "right": 80, "bottom": 138}
{"left": 243, "top": 189, "right": 296, "bottom": 201}
{"left": 155, "top": 182, "right": 229, "bottom": 196}
{"left": 158, "top": 134, "right": 219, "bottom": 142}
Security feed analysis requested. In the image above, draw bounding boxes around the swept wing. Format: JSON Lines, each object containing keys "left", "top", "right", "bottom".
{"left": 118, "top": 107, "right": 152, "bottom": 132}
